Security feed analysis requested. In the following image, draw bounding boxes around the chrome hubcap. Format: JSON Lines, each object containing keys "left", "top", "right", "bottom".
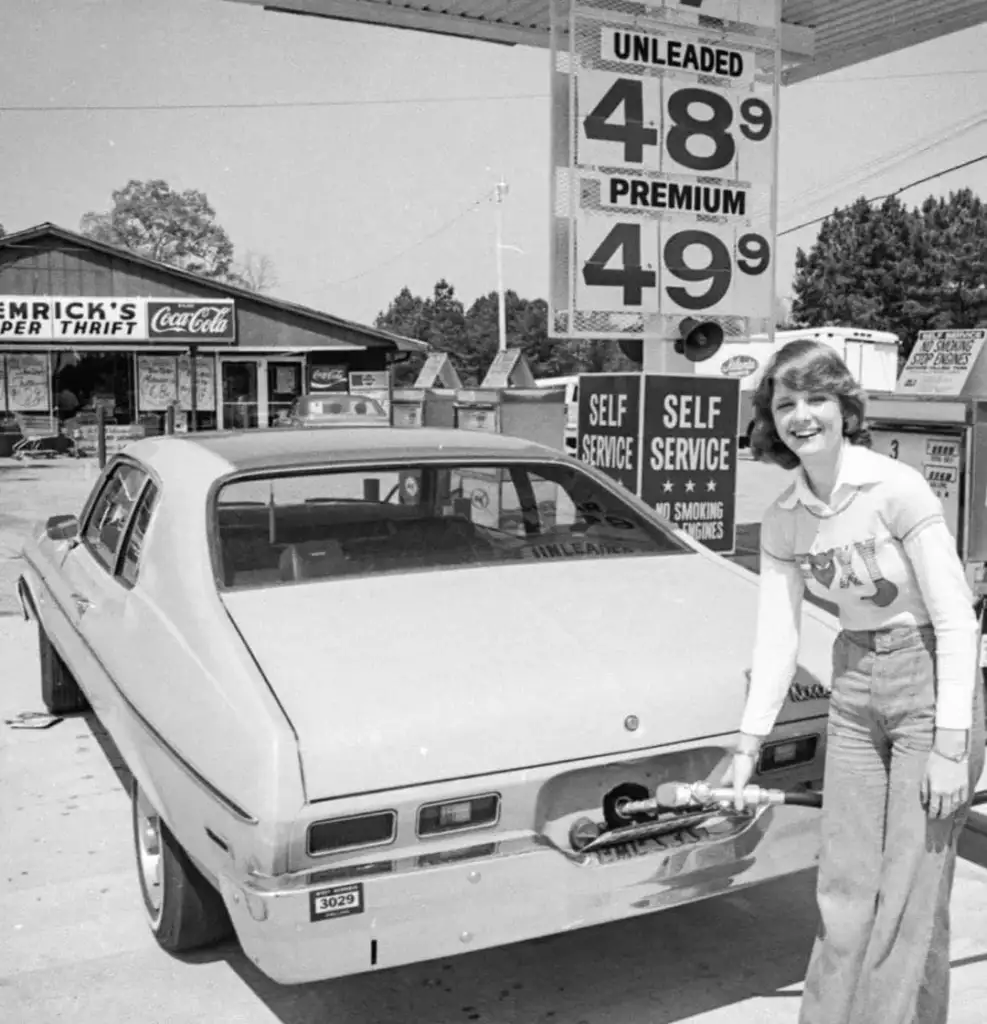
{"left": 135, "top": 790, "right": 163, "bottom": 918}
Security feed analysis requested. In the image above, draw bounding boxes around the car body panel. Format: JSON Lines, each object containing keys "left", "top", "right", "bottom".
{"left": 19, "top": 426, "right": 835, "bottom": 984}
{"left": 222, "top": 552, "right": 835, "bottom": 798}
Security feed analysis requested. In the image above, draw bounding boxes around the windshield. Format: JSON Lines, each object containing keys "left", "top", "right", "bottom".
{"left": 214, "top": 460, "right": 692, "bottom": 590}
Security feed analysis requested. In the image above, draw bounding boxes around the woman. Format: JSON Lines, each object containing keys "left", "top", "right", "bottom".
{"left": 729, "top": 339, "right": 985, "bottom": 1023}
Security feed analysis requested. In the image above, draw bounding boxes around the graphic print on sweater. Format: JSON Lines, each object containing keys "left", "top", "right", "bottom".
{"left": 796, "top": 538, "right": 900, "bottom": 608}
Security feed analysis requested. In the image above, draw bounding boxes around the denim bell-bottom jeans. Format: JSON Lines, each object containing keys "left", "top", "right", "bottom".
{"left": 799, "top": 624, "right": 986, "bottom": 1024}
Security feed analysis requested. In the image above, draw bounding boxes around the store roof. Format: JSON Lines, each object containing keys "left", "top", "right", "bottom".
{"left": 0, "top": 222, "right": 429, "bottom": 354}
{"left": 224, "top": 0, "right": 987, "bottom": 85}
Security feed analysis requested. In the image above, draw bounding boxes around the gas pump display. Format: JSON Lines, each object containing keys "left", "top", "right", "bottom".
{"left": 869, "top": 428, "right": 963, "bottom": 544}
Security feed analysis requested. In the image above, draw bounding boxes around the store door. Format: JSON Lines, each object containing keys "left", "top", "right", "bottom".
{"left": 221, "top": 361, "right": 259, "bottom": 430}
{"left": 266, "top": 360, "right": 303, "bottom": 427}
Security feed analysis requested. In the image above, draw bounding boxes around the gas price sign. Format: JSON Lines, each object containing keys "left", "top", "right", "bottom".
{"left": 550, "top": 0, "right": 782, "bottom": 339}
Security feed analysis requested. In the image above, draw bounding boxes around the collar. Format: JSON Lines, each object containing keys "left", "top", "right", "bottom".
{"left": 777, "top": 443, "right": 884, "bottom": 514}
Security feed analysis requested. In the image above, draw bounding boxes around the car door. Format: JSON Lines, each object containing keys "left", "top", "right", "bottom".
{"left": 59, "top": 460, "right": 157, "bottom": 717}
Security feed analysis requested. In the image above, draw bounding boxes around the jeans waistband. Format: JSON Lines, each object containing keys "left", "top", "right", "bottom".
{"left": 840, "top": 623, "right": 936, "bottom": 653}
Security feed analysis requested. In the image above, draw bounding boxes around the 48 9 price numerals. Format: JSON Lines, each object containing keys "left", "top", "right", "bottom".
{"left": 579, "top": 74, "right": 774, "bottom": 179}
{"left": 576, "top": 219, "right": 771, "bottom": 315}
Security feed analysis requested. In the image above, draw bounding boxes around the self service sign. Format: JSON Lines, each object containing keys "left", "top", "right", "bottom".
{"left": 548, "top": 0, "right": 782, "bottom": 340}
{"left": 577, "top": 372, "right": 740, "bottom": 553}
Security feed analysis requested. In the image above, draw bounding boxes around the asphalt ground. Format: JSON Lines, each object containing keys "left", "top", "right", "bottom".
{"left": 3, "top": 451, "right": 987, "bottom": 1023}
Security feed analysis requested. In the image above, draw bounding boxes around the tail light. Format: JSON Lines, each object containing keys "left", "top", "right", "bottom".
{"left": 307, "top": 811, "right": 396, "bottom": 856}
{"left": 758, "top": 735, "right": 819, "bottom": 774}
{"left": 417, "top": 794, "right": 500, "bottom": 837}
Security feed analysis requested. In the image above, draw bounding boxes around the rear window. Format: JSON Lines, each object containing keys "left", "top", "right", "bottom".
{"left": 214, "top": 461, "right": 691, "bottom": 590}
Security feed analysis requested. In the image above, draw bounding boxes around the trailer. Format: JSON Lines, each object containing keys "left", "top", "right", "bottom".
{"left": 692, "top": 326, "right": 901, "bottom": 447}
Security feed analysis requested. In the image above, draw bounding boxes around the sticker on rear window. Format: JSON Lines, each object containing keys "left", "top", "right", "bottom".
{"left": 309, "top": 882, "right": 364, "bottom": 922}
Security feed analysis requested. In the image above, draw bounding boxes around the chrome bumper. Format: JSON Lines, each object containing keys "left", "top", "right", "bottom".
{"left": 219, "top": 802, "right": 821, "bottom": 985}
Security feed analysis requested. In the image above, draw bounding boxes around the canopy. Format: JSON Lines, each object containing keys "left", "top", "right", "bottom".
{"left": 225, "top": 0, "right": 987, "bottom": 84}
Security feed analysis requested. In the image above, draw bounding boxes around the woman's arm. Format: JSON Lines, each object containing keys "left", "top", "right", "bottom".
{"left": 904, "top": 520, "right": 978, "bottom": 735}
{"left": 739, "top": 551, "right": 805, "bottom": 739}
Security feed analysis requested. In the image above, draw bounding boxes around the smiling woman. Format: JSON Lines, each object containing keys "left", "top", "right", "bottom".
{"left": 731, "top": 338, "right": 986, "bottom": 1024}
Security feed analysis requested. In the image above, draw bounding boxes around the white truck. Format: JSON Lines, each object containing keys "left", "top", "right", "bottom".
{"left": 693, "top": 326, "right": 901, "bottom": 446}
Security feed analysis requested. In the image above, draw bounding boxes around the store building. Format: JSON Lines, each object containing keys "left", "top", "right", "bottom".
{"left": 0, "top": 223, "right": 426, "bottom": 446}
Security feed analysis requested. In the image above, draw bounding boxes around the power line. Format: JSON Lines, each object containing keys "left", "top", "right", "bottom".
{"left": 326, "top": 188, "right": 493, "bottom": 286}
{"left": 777, "top": 152, "right": 987, "bottom": 237}
{"left": 0, "top": 94, "right": 546, "bottom": 113}
{"left": 779, "top": 109, "right": 987, "bottom": 218}
{"left": 2, "top": 69, "right": 986, "bottom": 113}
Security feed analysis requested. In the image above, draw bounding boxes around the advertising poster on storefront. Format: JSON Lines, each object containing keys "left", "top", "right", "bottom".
{"left": 137, "top": 355, "right": 180, "bottom": 412}
{"left": 6, "top": 353, "right": 51, "bottom": 412}
{"left": 178, "top": 355, "right": 217, "bottom": 412}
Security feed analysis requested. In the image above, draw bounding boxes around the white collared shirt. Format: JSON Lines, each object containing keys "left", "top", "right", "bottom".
{"left": 740, "top": 442, "right": 978, "bottom": 735}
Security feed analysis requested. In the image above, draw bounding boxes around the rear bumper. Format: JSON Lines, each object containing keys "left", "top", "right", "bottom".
{"left": 219, "top": 802, "right": 820, "bottom": 985}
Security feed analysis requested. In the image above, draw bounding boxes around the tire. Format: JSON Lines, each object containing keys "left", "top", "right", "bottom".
{"left": 39, "top": 626, "right": 90, "bottom": 714}
{"left": 132, "top": 781, "right": 233, "bottom": 953}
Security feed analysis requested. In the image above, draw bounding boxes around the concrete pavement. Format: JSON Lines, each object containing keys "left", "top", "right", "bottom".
{"left": 3, "top": 614, "right": 987, "bottom": 1023}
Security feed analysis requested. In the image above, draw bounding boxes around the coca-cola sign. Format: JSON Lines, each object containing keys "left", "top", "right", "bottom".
{"left": 147, "top": 300, "right": 236, "bottom": 343}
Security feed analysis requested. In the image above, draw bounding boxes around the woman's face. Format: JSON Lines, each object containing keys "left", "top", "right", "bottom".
{"left": 770, "top": 380, "right": 844, "bottom": 460}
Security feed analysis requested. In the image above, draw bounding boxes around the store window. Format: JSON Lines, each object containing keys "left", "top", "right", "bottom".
{"left": 53, "top": 352, "right": 136, "bottom": 426}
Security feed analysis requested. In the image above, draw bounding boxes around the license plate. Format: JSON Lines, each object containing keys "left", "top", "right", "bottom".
{"left": 309, "top": 882, "right": 364, "bottom": 923}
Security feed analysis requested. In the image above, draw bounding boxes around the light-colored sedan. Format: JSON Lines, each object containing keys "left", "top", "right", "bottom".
{"left": 17, "top": 426, "right": 835, "bottom": 985}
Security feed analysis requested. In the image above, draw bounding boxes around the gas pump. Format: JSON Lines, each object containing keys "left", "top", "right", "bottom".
{"left": 866, "top": 329, "right": 987, "bottom": 625}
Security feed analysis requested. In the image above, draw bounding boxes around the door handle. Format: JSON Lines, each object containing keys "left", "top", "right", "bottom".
{"left": 71, "top": 592, "right": 93, "bottom": 616}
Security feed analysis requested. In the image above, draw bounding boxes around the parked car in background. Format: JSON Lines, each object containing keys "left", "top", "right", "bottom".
{"left": 287, "top": 393, "right": 389, "bottom": 429}
{"left": 17, "top": 427, "right": 835, "bottom": 985}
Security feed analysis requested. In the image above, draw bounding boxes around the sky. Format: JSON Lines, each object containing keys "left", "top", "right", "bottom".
{"left": 2, "top": 0, "right": 987, "bottom": 330}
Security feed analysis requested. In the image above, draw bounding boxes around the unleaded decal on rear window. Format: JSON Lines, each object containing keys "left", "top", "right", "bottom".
{"left": 309, "top": 882, "right": 364, "bottom": 923}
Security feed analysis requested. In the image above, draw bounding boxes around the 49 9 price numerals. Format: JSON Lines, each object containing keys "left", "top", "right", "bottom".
{"left": 575, "top": 218, "right": 771, "bottom": 317}
{"left": 578, "top": 72, "right": 774, "bottom": 182}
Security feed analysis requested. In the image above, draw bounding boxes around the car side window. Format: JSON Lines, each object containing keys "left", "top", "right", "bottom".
{"left": 83, "top": 463, "right": 148, "bottom": 572}
{"left": 119, "top": 482, "right": 158, "bottom": 588}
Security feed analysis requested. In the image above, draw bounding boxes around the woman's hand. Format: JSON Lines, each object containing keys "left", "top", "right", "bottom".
{"left": 921, "top": 750, "right": 969, "bottom": 819}
{"left": 720, "top": 750, "right": 758, "bottom": 812}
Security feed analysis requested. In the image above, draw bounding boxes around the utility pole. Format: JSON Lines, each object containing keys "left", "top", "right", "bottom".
{"left": 494, "top": 178, "right": 509, "bottom": 353}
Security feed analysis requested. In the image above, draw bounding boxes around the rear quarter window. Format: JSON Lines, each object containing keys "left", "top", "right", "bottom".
{"left": 83, "top": 463, "right": 149, "bottom": 572}
{"left": 119, "top": 481, "right": 159, "bottom": 587}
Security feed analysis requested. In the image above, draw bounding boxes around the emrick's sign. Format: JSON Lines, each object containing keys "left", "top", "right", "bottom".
{"left": 0, "top": 297, "right": 236, "bottom": 344}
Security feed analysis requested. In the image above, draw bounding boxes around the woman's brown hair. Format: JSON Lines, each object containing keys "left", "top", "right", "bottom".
{"left": 749, "top": 339, "right": 871, "bottom": 470}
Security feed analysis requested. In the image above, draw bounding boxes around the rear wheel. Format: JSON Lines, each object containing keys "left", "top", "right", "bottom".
{"left": 39, "top": 626, "right": 89, "bottom": 714}
{"left": 132, "top": 781, "right": 233, "bottom": 953}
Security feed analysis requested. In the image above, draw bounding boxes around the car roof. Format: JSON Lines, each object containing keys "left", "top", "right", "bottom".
{"left": 125, "top": 426, "right": 564, "bottom": 482}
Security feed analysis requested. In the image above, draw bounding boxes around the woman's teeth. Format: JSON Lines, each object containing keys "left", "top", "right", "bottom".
{"left": 792, "top": 428, "right": 819, "bottom": 439}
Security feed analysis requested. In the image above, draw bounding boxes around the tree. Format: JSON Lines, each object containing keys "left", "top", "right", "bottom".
{"left": 376, "top": 280, "right": 639, "bottom": 384}
{"left": 790, "top": 190, "right": 987, "bottom": 356}
{"left": 80, "top": 178, "right": 237, "bottom": 281}
{"left": 231, "top": 251, "right": 279, "bottom": 294}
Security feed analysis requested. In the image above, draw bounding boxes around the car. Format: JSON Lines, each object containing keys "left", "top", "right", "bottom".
{"left": 287, "top": 393, "right": 389, "bottom": 429}
{"left": 16, "top": 426, "right": 836, "bottom": 985}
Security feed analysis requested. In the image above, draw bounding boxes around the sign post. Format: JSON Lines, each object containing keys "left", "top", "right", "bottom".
{"left": 549, "top": 0, "right": 782, "bottom": 349}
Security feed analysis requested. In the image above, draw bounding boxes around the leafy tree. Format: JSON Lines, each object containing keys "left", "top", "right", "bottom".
{"left": 791, "top": 189, "right": 987, "bottom": 356}
{"left": 80, "top": 178, "right": 238, "bottom": 281}
{"left": 377, "top": 280, "right": 638, "bottom": 384}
